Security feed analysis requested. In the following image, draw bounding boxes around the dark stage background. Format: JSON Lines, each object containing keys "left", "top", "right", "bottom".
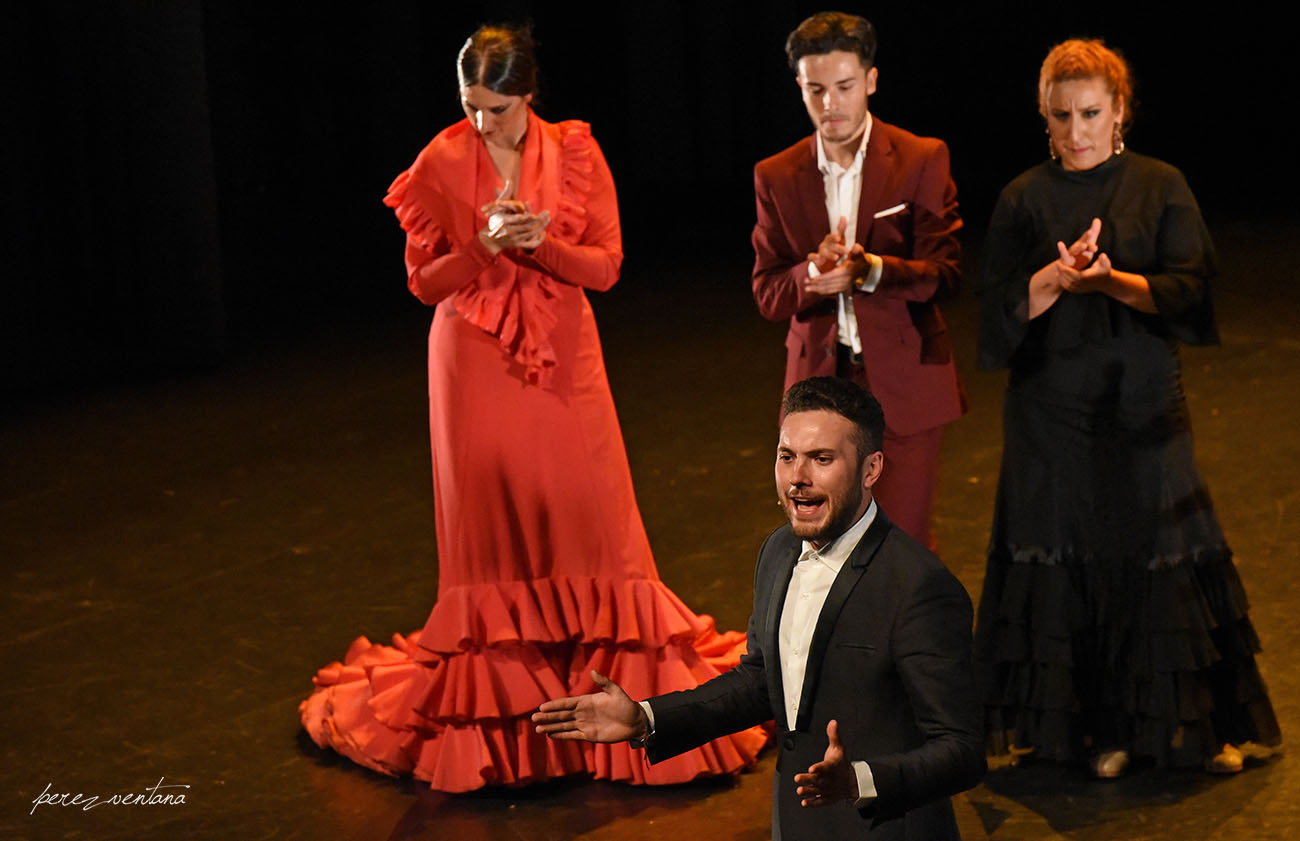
{"left": 2, "top": 0, "right": 1291, "bottom": 392}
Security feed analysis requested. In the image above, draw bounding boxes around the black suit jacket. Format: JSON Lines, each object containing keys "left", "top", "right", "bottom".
{"left": 646, "top": 511, "right": 984, "bottom": 841}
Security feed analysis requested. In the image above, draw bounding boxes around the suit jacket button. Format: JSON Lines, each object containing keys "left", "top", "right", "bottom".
{"left": 783, "top": 735, "right": 796, "bottom": 751}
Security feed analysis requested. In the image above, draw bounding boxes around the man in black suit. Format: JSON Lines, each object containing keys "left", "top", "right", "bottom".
{"left": 533, "top": 377, "right": 984, "bottom": 840}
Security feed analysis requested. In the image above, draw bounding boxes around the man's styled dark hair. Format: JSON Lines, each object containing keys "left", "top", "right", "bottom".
{"left": 781, "top": 376, "right": 885, "bottom": 460}
{"left": 784, "top": 11, "right": 877, "bottom": 73}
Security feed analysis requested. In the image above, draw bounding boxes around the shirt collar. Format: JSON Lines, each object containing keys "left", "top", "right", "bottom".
{"left": 797, "top": 498, "right": 877, "bottom": 570}
{"left": 815, "top": 111, "right": 873, "bottom": 176}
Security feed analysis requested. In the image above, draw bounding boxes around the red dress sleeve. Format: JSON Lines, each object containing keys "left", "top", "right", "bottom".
{"left": 383, "top": 168, "right": 499, "bottom": 306}
{"left": 510, "top": 126, "right": 623, "bottom": 292}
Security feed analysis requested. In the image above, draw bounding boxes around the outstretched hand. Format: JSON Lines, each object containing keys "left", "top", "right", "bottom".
{"left": 532, "top": 671, "right": 648, "bottom": 744}
{"left": 794, "top": 720, "right": 859, "bottom": 807}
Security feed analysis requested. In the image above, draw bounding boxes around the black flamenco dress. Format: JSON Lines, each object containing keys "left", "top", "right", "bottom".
{"left": 974, "top": 151, "right": 1281, "bottom": 765}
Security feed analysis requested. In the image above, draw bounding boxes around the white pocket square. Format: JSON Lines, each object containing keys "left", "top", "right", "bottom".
{"left": 873, "top": 202, "right": 908, "bottom": 219}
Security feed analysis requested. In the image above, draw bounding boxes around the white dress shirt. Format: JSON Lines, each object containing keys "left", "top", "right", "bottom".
{"left": 780, "top": 499, "right": 878, "bottom": 805}
{"left": 807, "top": 113, "right": 884, "bottom": 356}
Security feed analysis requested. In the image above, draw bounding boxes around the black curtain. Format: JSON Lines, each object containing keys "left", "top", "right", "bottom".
{"left": 2, "top": 1, "right": 1288, "bottom": 394}
{"left": 3, "top": 1, "right": 222, "bottom": 391}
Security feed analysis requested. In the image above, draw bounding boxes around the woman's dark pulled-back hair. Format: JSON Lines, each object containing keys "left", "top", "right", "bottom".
{"left": 457, "top": 24, "right": 538, "bottom": 97}
{"left": 784, "top": 12, "right": 877, "bottom": 73}
{"left": 782, "top": 376, "right": 885, "bottom": 460}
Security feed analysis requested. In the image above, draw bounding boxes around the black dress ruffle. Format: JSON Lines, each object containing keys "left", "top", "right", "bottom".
{"left": 974, "top": 152, "right": 1281, "bottom": 766}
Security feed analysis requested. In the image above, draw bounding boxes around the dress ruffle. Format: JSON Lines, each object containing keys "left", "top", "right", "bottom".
{"left": 382, "top": 168, "right": 438, "bottom": 254}
{"left": 976, "top": 542, "right": 1281, "bottom": 766}
{"left": 550, "top": 124, "right": 594, "bottom": 244}
{"left": 381, "top": 120, "right": 597, "bottom": 389}
{"left": 301, "top": 575, "right": 769, "bottom": 792}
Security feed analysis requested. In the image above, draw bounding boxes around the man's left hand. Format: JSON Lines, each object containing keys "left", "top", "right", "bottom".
{"left": 794, "top": 720, "right": 860, "bottom": 807}
{"left": 804, "top": 248, "right": 869, "bottom": 296}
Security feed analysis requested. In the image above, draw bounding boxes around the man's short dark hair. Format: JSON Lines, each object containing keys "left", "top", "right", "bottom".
{"left": 781, "top": 376, "right": 885, "bottom": 460}
{"left": 785, "top": 11, "right": 877, "bottom": 73}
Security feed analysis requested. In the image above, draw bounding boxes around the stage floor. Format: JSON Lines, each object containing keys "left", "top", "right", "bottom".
{"left": 4, "top": 218, "right": 1298, "bottom": 840}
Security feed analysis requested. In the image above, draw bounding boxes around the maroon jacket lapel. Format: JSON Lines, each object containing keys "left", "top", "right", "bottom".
{"left": 855, "top": 120, "right": 896, "bottom": 246}
{"left": 790, "top": 135, "right": 827, "bottom": 250}
{"left": 789, "top": 123, "right": 901, "bottom": 251}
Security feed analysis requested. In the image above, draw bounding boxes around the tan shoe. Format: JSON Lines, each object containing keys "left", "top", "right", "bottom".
{"left": 1090, "top": 749, "right": 1129, "bottom": 779}
{"left": 1205, "top": 743, "right": 1244, "bottom": 775}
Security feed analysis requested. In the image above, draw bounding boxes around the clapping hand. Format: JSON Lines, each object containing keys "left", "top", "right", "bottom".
{"left": 1055, "top": 216, "right": 1100, "bottom": 270}
{"left": 1053, "top": 217, "right": 1113, "bottom": 294}
{"left": 794, "top": 720, "right": 860, "bottom": 807}
{"left": 532, "top": 671, "right": 649, "bottom": 744}
{"left": 804, "top": 216, "right": 869, "bottom": 296}
{"left": 809, "top": 215, "right": 852, "bottom": 273}
{"left": 479, "top": 180, "right": 551, "bottom": 254}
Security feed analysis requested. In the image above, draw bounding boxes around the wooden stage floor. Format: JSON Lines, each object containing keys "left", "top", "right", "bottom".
{"left": 3, "top": 219, "right": 1297, "bottom": 840}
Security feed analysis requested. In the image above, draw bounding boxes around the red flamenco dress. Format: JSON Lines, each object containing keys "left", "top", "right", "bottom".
{"left": 300, "top": 112, "right": 767, "bottom": 791}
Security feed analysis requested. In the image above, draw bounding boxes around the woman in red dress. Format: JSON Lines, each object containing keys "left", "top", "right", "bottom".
{"left": 300, "top": 24, "right": 766, "bottom": 792}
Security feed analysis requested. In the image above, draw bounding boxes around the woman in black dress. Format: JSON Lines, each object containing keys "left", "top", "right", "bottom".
{"left": 974, "top": 38, "right": 1281, "bottom": 778}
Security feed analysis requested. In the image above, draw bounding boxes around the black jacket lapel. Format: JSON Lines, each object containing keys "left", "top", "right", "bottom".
{"left": 765, "top": 535, "right": 801, "bottom": 731}
{"left": 794, "top": 510, "right": 893, "bottom": 731}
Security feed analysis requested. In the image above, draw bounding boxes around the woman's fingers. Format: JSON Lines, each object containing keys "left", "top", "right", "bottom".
{"left": 481, "top": 207, "right": 551, "bottom": 252}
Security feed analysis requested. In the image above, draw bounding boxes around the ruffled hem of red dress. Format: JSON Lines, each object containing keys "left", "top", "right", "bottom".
{"left": 301, "top": 577, "right": 768, "bottom": 792}
{"left": 415, "top": 575, "right": 721, "bottom": 653}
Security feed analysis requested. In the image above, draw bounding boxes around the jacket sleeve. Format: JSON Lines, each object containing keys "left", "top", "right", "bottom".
{"left": 860, "top": 566, "right": 985, "bottom": 823}
{"left": 645, "top": 535, "right": 780, "bottom": 761}
{"left": 751, "top": 165, "right": 824, "bottom": 322}
{"left": 872, "top": 139, "right": 962, "bottom": 303}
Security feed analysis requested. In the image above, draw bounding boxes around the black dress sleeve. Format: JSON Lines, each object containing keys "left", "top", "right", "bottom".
{"left": 977, "top": 185, "right": 1039, "bottom": 370}
{"left": 1145, "top": 169, "right": 1219, "bottom": 345}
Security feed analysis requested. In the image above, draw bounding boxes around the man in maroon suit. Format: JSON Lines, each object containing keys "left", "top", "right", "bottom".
{"left": 752, "top": 11, "right": 964, "bottom": 548}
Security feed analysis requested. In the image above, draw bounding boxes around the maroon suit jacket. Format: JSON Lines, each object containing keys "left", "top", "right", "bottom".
{"left": 752, "top": 120, "right": 966, "bottom": 435}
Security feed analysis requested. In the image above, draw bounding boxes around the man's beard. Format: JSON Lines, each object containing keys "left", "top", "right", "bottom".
{"left": 786, "top": 484, "right": 864, "bottom": 546}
